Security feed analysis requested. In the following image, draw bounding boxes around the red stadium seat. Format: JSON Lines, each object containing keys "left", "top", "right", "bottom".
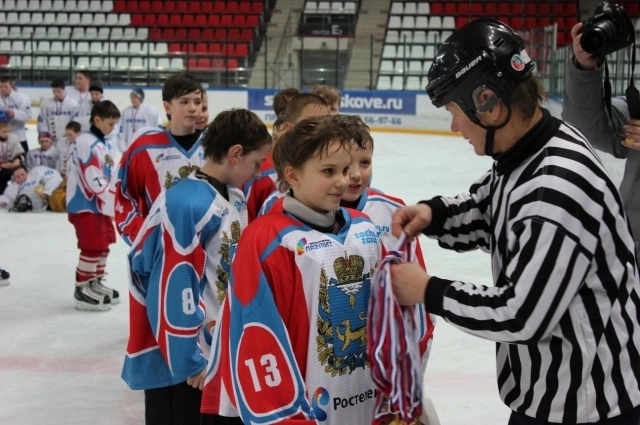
{"left": 226, "top": 2, "right": 238, "bottom": 13}
{"left": 565, "top": 3, "right": 577, "bottom": 16}
{"left": 210, "top": 43, "right": 221, "bottom": 54}
{"left": 524, "top": 18, "right": 536, "bottom": 28}
{"left": 208, "top": 15, "right": 220, "bottom": 26}
{"left": 162, "top": 28, "right": 174, "bottom": 39}
{"left": 221, "top": 15, "right": 233, "bottom": 26}
{"left": 126, "top": 1, "right": 138, "bottom": 12}
{"left": 539, "top": 3, "right": 550, "bottom": 14}
{"left": 151, "top": 1, "right": 163, "bottom": 12}
{"left": 214, "top": 29, "right": 227, "bottom": 40}
{"left": 164, "top": 1, "right": 175, "bottom": 12}
{"left": 239, "top": 2, "right": 251, "bottom": 13}
{"left": 228, "top": 59, "right": 239, "bottom": 70}
{"left": 176, "top": 1, "right": 188, "bottom": 12}
{"left": 198, "top": 58, "right": 211, "bottom": 69}
{"left": 538, "top": 17, "right": 551, "bottom": 27}
{"left": 240, "top": 29, "right": 253, "bottom": 41}
{"left": 138, "top": 1, "right": 151, "bottom": 12}
{"left": 235, "top": 44, "right": 248, "bottom": 56}
{"left": 201, "top": 2, "right": 213, "bottom": 13}
{"left": 484, "top": 3, "right": 496, "bottom": 14}
{"left": 113, "top": 1, "right": 126, "bottom": 12}
{"left": 471, "top": 3, "right": 482, "bottom": 14}
{"left": 188, "top": 1, "right": 200, "bottom": 13}
{"left": 456, "top": 16, "right": 468, "bottom": 28}
{"left": 251, "top": 1, "right": 264, "bottom": 13}
{"left": 201, "top": 28, "right": 214, "bottom": 40}
{"left": 444, "top": 3, "right": 456, "bottom": 15}
{"left": 183, "top": 15, "right": 194, "bottom": 26}
{"left": 195, "top": 15, "right": 207, "bottom": 26}
{"left": 188, "top": 58, "right": 198, "bottom": 69}
{"left": 168, "top": 42, "right": 182, "bottom": 52}
{"left": 150, "top": 28, "right": 162, "bottom": 40}
{"left": 188, "top": 28, "right": 201, "bottom": 40}
{"left": 233, "top": 15, "right": 246, "bottom": 26}
{"left": 131, "top": 14, "right": 144, "bottom": 26}
{"left": 157, "top": 15, "right": 169, "bottom": 26}
{"left": 246, "top": 15, "right": 259, "bottom": 27}
{"left": 230, "top": 29, "right": 241, "bottom": 40}
{"left": 511, "top": 17, "right": 524, "bottom": 29}
{"left": 169, "top": 15, "right": 181, "bottom": 26}
{"left": 498, "top": 3, "right": 509, "bottom": 14}
{"left": 176, "top": 28, "right": 187, "bottom": 40}
{"left": 430, "top": 2, "right": 443, "bottom": 14}
{"left": 144, "top": 14, "right": 157, "bottom": 26}
{"left": 214, "top": 2, "right": 225, "bottom": 13}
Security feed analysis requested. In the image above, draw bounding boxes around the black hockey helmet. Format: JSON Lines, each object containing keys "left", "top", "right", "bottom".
{"left": 425, "top": 19, "right": 535, "bottom": 154}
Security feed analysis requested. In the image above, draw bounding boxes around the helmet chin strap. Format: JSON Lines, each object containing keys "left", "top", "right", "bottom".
{"left": 469, "top": 103, "right": 512, "bottom": 157}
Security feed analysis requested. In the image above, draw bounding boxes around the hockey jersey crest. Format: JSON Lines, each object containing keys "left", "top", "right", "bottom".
{"left": 262, "top": 189, "right": 435, "bottom": 358}
{"left": 122, "top": 174, "right": 247, "bottom": 391}
{"left": 115, "top": 127, "right": 205, "bottom": 245}
{"left": 202, "top": 208, "right": 383, "bottom": 424}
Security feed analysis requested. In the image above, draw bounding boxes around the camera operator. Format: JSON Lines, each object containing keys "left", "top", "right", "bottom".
{"left": 563, "top": 17, "right": 640, "bottom": 256}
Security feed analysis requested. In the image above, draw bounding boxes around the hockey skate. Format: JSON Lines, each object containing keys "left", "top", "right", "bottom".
{"left": 0, "top": 268, "right": 9, "bottom": 286}
{"left": 74, "top": 284, "right": 111, "bottom": 311}
{"left": 91, "top": 275, "right": 120, "bottom": 305}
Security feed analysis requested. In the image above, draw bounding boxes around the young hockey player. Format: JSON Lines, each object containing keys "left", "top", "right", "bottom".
{"left": 0, "top": 76, "right": 32, "bottom": 153}
{"left": 26, "top": 132, "right": 59, "bottom": 170}
{"left": 271, "top": 88, "right": 299, "bottom": 139}
{"left": 0, "top": 165, "right": 62, "bottom": 212}
{"left": 115, "top": 73, "right": 206, "bottom": 246}
{"left": 311, "top": 84, "right": 341, "bottom": 115}
{"left": 202, "top": 116, "right": 388, "bottom": 425}
{"left": 196, "top": 91, "right": 209, "bottom": 131}
{"left": 66, "top": 100, "right": 120, "bottom": 311}
{"left": 0, "top": 119, "right": 24, "bottom": 194}
{"left": 244, "top": 93, "right": 330, "bottom": 222}
{"left": 66, "top": 71, "right": 93, "bottom": 123}
{"left": 55, "top": 121, "right": 81, "bottom": 178}
{"left": 118, "top": 88, "right": 161, "bottom": 152}
{"left": 122, "top": 109, "right": 272, "bottom": 425}
{"left": 37, "top": 79, "right": 80, "bottom": 144}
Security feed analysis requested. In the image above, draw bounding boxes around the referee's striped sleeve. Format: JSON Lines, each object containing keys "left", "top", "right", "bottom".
{"left": 423, "top": 170, "right": 493, "bottom": 253}
{"left": 425, "top": 217, "right": 592, "bottom": 344}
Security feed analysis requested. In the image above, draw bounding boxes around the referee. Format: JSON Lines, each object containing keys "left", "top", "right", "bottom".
{"left": 390, "top": 19, "right": 640, "bottom": 425}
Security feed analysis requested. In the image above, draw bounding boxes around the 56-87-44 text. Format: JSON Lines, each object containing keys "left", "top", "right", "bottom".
{"left": 362, "top": 116, "right": 402, "bottom": 126}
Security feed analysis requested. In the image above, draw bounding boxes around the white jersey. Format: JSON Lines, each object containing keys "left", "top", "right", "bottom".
{"left": 0, "top": 166, "right": 63, "bottom": 211}
{"left": 65, "top": 87, "right": 93, "bottom": 124}
{"left": 0, "top": 90, "right": 32, "bottom": 142}
{"left": 118, "top": 104, "right": 161, "bottom": 152}
{"left": 37, "top": 97, "right": 80, "bottom": 142}
{"left": 26, "top": 146, "right": 59, "bottom": 170}
{"left": 54, "top": 137, "right": 74, "bottom": 177}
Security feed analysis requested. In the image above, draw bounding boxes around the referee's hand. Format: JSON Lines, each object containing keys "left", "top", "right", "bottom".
{"left": 391, "top": 203, "right": 432, "bottom": 241}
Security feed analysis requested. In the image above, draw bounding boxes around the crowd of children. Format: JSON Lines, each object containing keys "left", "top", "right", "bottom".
{"left": 0, "top": 74, "right": 435, "bottom": 424}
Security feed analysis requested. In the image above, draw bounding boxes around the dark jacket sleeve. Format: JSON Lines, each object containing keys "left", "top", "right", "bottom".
{"left": 562, "top": 55, "right": 630, "bottom": 159}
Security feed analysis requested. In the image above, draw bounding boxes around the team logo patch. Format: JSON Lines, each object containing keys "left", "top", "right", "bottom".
{"left": 511, "top": 54, "right": 525, "bottom": 71}
{"left": 297, "top": 238, "right": 333, "bottom": 255}
{"left": 163, "top": 164, "right": 200, "bottom": 189}
{"left": 317, "top": 253, "right": 372, "bottom": 377}
{"left": 215, "top": 220, "right": 241, "bottom": 304}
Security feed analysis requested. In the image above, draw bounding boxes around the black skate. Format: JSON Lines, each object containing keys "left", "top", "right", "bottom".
{"left": 74, "top": 284, "right": 111, "bottom": 311}
{"left": 91, "top": 276, "right": 120, "bottom": 305}
{"left": 0, "top": 269, "right": 9, "bottom": 286}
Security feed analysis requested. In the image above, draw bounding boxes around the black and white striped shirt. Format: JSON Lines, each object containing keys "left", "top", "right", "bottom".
{"left": 423, "top": 110, "right": 640, "bottom": 423}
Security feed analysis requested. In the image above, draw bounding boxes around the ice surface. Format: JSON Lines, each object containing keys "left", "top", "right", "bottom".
{"left": 0, "top": 126, "right": 624, "bottom": 424}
